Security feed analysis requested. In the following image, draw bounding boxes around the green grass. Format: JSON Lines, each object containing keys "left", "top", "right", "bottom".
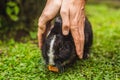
{"left": 0, "top": 4, "right": 120, "bottom": 80}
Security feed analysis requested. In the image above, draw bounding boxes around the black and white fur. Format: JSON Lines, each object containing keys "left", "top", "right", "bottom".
{"left": 41, "top": 17, "right": 93, "bottom": 72}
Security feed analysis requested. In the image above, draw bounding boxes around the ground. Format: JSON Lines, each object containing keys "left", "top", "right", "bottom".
{"left": 0, "top": 4, "right": 120, "bottom": 80}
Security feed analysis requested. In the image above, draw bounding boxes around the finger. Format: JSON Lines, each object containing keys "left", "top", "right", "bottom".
{"left": 41, "top": 0, "right": 62, "bottom": 22}
{"left": 38, "top": 0, "right": 62, "bottom": 48}
{"left": 70, "top": 26, "right": 84, "bottom": 59}
{"left": 78, "top": 29, "right": 85, "bottom": 59}
{"left": 77, "top": 1, "right": 85, "bottom": 59}
{"left": 38, "top": 0, "right": 62, "bottom": 34}
{"left": 37, "top": 24, "right": 46, "bottom": 49}
{"left": 60, "top": 0, "right": 70, "bottom": 35}
{"left": 69, "top": 0, "right": 85, "bottom": 59}
{"left": 37, "top": 30, "right": 42, "bottom": 49}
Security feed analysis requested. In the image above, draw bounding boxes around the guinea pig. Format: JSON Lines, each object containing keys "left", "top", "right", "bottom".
{"left": 41, "top": 17, "right": 93, "bottom": 72}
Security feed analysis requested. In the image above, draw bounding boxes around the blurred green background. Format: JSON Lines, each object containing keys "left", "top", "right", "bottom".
{"left": 0, "top": 0, "right": 46, "bottom": 41}
{"left": 0, "top": 0, "right": 120, "bottom": 42}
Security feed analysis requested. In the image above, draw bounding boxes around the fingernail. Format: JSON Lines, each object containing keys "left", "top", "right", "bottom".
{"left": 78, "top": 55, "right": 83, "bottom": 59}
{"left": 63, "top": 31, "right": 69, "bottom": 35}
{"left": 77, "top": 52, "right": 83, "bottom": 59}
{"left": 63, "top": 27, "right": 69, "bottom": 35}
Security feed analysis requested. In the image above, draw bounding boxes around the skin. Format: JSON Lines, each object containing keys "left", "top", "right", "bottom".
{"left": 38, "top": 0, "right": 85, "bottom": 59}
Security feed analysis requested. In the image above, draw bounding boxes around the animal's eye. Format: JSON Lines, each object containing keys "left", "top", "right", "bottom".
{"left": 54, "top": 40, "right": 60, "bottom": 47}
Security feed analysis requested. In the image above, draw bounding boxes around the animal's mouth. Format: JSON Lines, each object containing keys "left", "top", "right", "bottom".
{"left": 48, "top": 65, "right": 59, "bottom": 72}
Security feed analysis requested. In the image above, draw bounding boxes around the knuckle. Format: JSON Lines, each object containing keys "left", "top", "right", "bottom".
{"left": 42, "top": 13, "right": 51, "bottom": 20}
{"left": 60, "top": 10, "right": 68, "bottom": 16}
{"left": 54, "top": 0, "right": 62, "bottom": 6}
{"left": 80, "top": 38, "right": 84, "bottom": 42}
{"left": 63, "top": 23, "right": 69, "bottom": 28}
{"left": 71, "top": 20, "right": 78, "bottom": 26}
{"left": 74, "top": 40, "right": 80, "bottom": 45}
{"left": 79, "top": 35, "right": 85, "bottom": 42}
{"left": 38, "top": 25, "right": 46, "bottom": 33}
{"left": 71, "top": 26, "right": 78, "bottom": 31}
{"left": 38, "top": 22, "right": 42, "bottom": 27}
{"left": 38, "top": 18, "right": 43, "bottom": 27}
{"left": 77, "top": 38, "right": 84, "bottom": 42}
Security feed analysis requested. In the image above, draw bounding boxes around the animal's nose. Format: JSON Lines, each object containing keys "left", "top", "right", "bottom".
{"left": 48, "top": 65, "right": 59, "bottom": 72}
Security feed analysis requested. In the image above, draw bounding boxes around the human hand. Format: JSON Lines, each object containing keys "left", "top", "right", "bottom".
{"left": 38, "top": 0, "right": 62, "bottom": 48}
{"left": 60, "top": 0, "right": 86, "bottom": 59}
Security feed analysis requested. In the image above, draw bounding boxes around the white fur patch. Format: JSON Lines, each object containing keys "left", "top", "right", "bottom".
{"left": 48, "top": 35, "right": 56, "bottom": 65}
{"left": 46, "top": 25, "right": 54, "bottom": 37}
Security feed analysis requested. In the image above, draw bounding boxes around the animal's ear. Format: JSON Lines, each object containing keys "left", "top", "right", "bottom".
{"left": 51, "top": 17, "right": 62, "bottom": 34}
{"left": 55, "top": 17, "right": 62, "bottom": 24}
